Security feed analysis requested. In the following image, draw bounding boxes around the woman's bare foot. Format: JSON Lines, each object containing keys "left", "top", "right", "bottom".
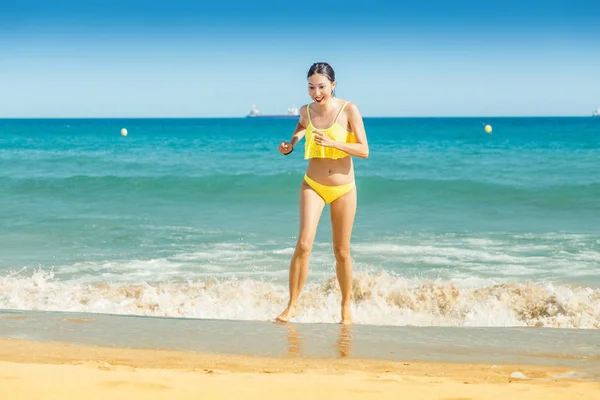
{"left": 276, "top": 305, "right": 297, "bottom": 323}
{"left": 340, "top": 304, "right": 353, "bottom": 325}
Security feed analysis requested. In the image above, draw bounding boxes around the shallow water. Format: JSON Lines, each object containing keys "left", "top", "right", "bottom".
{"left": 1, "top": 309, "right": 599, "bottom": 380}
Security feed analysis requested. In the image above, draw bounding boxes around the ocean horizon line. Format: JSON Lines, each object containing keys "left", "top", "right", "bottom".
{"left": 0, "top": 115, "right": 596, "bottom": 120}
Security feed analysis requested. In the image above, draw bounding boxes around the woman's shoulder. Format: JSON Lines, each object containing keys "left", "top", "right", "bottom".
{"left": 297, "top": 104, "right": 312, "bottom": 127}
{"left": 338, "top": 99, "right": 359, "bottom": 115}
{"left": 299, "top": 104, "right": 310, "bottom": 119}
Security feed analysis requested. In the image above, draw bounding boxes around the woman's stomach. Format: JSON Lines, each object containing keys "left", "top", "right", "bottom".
{"left": 306, "top": 157, "right": 355, "bottom": 186}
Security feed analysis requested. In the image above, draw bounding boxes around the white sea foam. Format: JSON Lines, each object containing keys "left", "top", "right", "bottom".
{"left": 2, "top": 231, "right": 598, "bottom": 327}
{"left": 1, "top": 268, "right": 598, "bottom": 329}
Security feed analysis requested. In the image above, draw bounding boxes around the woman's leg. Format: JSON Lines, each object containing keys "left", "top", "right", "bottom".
{"left": 329, "top": 186, "right": 357, "bottom": 324}
{"left": 276, "top": 180, "right": 325, "bottom": 322}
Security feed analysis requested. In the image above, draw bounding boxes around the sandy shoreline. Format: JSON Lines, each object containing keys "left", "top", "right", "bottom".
{"left": 1, "top": 338, "right": 598, "bottom": 399}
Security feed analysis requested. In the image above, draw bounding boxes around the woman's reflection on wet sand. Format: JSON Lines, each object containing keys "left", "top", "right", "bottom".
{"left": 336, "top": 324, "right": 352, "bottom": 358}
{"left": 285, "top": 324, "right": 302, "bottom": 356}
{"left": 283, "top": 324, "right": 352, "bottom": 358}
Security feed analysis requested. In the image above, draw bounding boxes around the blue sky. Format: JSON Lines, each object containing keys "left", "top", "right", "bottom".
{"left": 1, "top": 1, "right": 599, "bottom": 117}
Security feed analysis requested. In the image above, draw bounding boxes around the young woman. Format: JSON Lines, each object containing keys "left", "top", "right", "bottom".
{"left": 277, "top": 62, "right": 369, "bottom": 325}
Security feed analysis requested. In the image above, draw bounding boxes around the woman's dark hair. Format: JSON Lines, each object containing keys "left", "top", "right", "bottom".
{"left": 307, "top": 62, "right": 336, "bottom": 96}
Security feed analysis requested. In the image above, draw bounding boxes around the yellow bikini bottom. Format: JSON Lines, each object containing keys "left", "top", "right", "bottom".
{"left": 303, "top": 174, "right": 355, "bottom": 204}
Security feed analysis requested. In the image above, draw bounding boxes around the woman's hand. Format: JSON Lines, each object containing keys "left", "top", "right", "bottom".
{"left": 313, "top": 130, "right": 336, "bottom": 148}
{"left": 278, "top": 141, "right": 294, "bottom": 155}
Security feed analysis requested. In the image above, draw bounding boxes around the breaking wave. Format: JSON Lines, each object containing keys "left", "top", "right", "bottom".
{"left": 1, "top": 269, "right": 598, "bottom": 329}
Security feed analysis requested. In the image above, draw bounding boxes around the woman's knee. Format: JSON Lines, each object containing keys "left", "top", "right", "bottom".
{"left": 333, "top": 245, "right": 351, "bottom": 263}
{"left": 295, "top": 239, "right": 313, "bottom": 257}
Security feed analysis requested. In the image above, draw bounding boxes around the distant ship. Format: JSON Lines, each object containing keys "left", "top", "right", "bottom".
{"left": 246, "top": 104, "right": 299, "bottom": 118}
{"left": 594, "top": 108, "right": 600, "bottom": 117}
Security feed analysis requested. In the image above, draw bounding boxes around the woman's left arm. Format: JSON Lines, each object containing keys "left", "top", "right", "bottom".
{"left": 316, "top": 103, "right": 369, "bottom": 159}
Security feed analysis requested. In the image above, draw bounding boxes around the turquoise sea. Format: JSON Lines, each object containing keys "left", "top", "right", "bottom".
{"left": 1, "top": 117, "right": 599, "bottom": 329}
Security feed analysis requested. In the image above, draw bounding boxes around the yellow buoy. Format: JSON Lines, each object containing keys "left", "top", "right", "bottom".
{"left": 484, "top": 124, "right": 492, "bottom": 134}
{"left": 121, "top": 128, "right": 128, "bottom": 136}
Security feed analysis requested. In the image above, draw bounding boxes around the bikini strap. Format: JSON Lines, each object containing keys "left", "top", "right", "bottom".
{"left": 334, "top": 101, "right": 350, "bottom": 123}
{"left": 306, "top": 104, "right": 311, "bottom": 123}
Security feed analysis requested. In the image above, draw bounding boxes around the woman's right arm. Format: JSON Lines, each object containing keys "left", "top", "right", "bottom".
{"left": 289, "top": 105, "right": 308, "bottom": 146}
{"left": 279, "top": 106, "right": 307, "bottom": 154}
{"left": 289, "top": 123, "right": 306, "bottom": 147}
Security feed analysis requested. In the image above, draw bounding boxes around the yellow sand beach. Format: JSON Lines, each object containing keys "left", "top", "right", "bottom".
{"left": 1, "top": 338, "right": 598, "bottom": 399}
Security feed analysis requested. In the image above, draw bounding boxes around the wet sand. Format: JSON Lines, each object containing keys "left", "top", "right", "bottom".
{"left": 2, "top": 309, "right": 600, "bottom": 399}
{"left": 1, "top": 338, "right": 599, "bottom": 399}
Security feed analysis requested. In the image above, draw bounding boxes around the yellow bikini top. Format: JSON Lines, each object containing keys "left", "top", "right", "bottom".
{"left": 304, "top": 101, "right": 356, "bottom": 160}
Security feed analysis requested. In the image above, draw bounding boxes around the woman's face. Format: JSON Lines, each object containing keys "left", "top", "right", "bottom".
{"left": 308, "top": 74, "right": 335, "bottom": 104}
